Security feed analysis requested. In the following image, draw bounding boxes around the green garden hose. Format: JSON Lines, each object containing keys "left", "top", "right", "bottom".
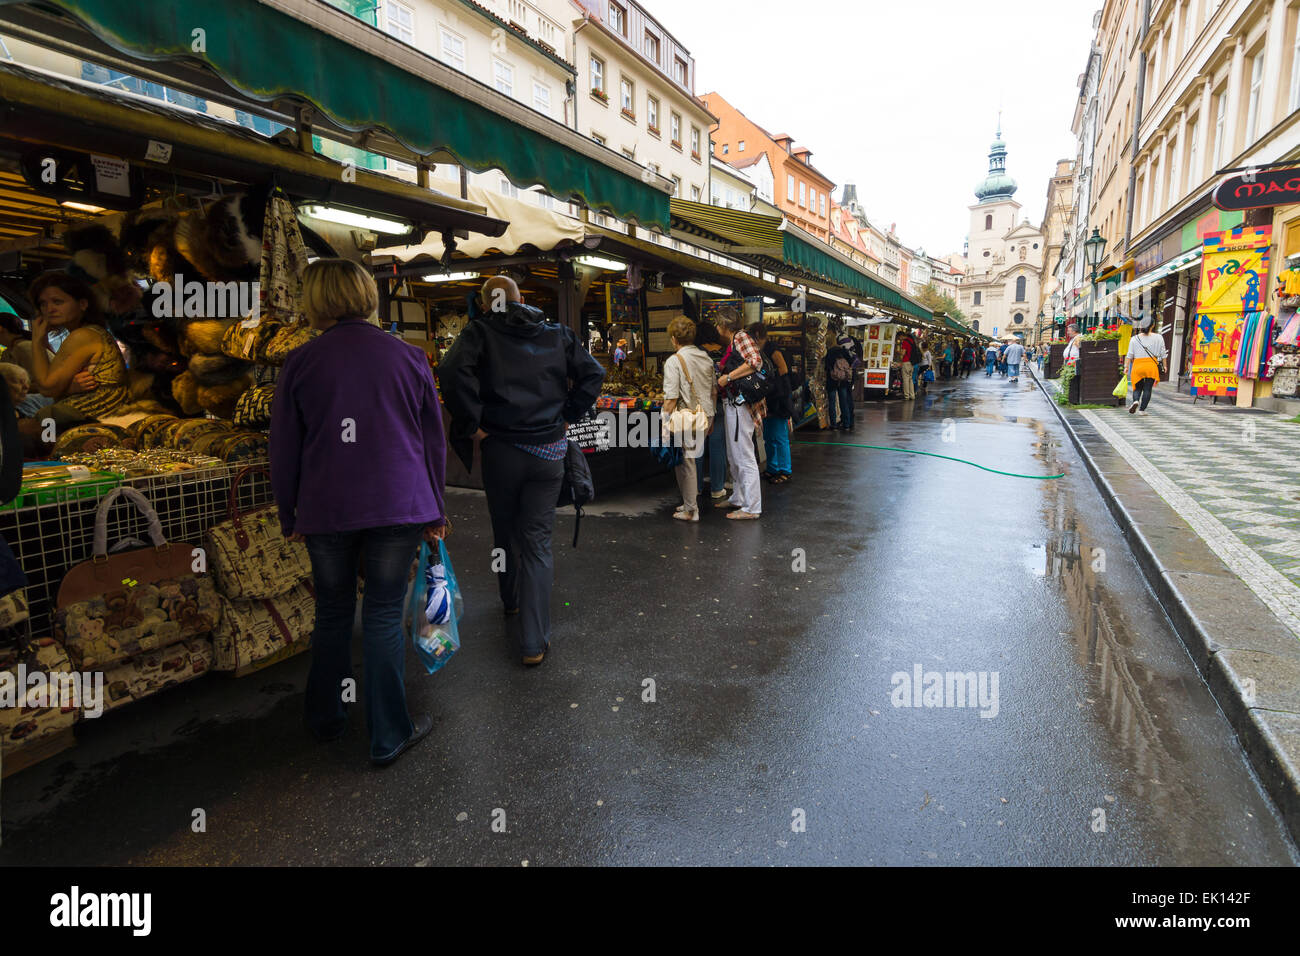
{"left": 792, "top": 440, "right": 1065, "bottom": 480}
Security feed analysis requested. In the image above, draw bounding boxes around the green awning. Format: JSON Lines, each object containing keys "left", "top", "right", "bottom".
{"left": 7, "top": 0, "right": 671, "bottom": 230}
{"left": 670, "top": 199, "right": 933, "bottom": 322}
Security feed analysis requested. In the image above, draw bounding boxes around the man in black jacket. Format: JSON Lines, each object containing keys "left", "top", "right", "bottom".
{"left": 439, "top": 276, "right": 605, "bottom": 666}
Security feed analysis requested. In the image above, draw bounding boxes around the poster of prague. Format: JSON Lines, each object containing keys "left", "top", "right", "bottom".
{"left": 1190, "top": 225, "right": 1272, "bottom": 399}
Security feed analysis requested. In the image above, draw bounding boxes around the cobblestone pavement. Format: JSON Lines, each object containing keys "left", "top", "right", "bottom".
{"left": 1038, "top": 366, "right": 1300, "bottom": 641}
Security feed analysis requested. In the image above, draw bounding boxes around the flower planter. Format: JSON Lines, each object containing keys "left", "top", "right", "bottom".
{"left": 1075, "top": 339, "right": 1122, "bottom": 404}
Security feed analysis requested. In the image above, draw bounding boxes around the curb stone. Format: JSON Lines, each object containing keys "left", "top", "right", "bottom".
{"left": 1029, "top": 366, "right": 1300, "bottom": 849}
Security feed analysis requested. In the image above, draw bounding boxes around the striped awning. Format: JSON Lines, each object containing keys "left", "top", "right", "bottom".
{"left": 669, "top": 199, "right": 933, "bottom": 322}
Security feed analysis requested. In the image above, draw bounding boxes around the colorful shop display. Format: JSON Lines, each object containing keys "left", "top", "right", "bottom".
{"left": 1190, "top": 225, "right": 1273, "bottom": 399}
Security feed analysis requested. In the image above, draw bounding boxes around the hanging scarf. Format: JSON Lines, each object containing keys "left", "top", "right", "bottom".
{"left": 1235, "top": 312, "right": 1274, "bottom": 379}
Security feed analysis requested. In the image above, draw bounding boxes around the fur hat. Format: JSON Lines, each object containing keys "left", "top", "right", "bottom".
{"left": 189, "top": 352, "right": 253, "bottom": 386}
{"left": 170, "top": 372, "right": 203, "bottom": 416}
{"left": 179, "top": 319, "right": 235, "bottom": 357}
{"left": 197, "top": 375, "right": 253, "bottom": 419}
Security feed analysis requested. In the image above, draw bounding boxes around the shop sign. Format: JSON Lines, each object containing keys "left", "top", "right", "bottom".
{"left": 1212, "top": 166, "right": 1300, "bottom": 211}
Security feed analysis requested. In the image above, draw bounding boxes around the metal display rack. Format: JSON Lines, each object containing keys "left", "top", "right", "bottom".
{"left": 0, "top": 460, "right": 273, "bottom": 641}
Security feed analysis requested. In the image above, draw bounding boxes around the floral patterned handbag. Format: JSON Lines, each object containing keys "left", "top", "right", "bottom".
{"left": 206, "top": 465, "right": 311, "bottom": 601}
{"left": 56, "top": 487, "right": 219, "bottom": 669}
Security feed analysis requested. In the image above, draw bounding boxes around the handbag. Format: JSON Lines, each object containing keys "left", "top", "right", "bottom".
{"left": 1112, "top": 376, "right": 1129, "bottom": 398}
{"left": 664, "top": 354, "right": 710, "bottom": 453}
{"left": 556, "top": 440, "right": 595, "bottom": 548}
{"left": 232, "top": 383, "right": 275, "bottom": 429}
{"left": 56, "top": 487, "right": 220, "bottom": 669}
{"left": 211, "top": 580, "right": 315, "bottom": 673}
{"left": 923, "top": 368, "right": 935, "bottom": 383}
{"left": 206, "top": 466, "right": 311, "bottom": 600}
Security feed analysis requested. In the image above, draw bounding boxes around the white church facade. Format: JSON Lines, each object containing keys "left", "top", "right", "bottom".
{"left": 959, "top": 127, "right": 1044, "bottom": 339}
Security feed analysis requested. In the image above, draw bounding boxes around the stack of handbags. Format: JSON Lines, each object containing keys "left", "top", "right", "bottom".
{"left": 54, "top": 487, "right": 219, "bottom": 706}
{"left": 205, "top": 466, "right": 315, "bottom": 674}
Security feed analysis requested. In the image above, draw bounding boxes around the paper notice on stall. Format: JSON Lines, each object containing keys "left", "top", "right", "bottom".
{"left": 91, "top": 155, "right": 130, "bottom": 197}
{"left": 144, "top": 140, "right": 173, "bottom": 164}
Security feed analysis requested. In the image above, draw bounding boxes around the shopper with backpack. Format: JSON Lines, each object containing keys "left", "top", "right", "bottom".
{"left": 713, "top": 305, "right": 765, "bottom": 519}
{"left": 439, "top": 275, "right": 605, "bottom": 666}
{"left": 824, "top": 340, "right": 855, "bottom": 431}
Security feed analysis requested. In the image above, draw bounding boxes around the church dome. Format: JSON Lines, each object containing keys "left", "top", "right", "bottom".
{"left": 975, "top": 125, "right": 1017, "bottom": 203}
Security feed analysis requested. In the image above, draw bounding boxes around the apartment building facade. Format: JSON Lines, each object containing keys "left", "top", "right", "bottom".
{"left": 540, "top": 0, "right": 714, "bottom": 208}
{"left": 1040, "top": 159, "right": 1075, "bottom": 342}
{"left": 702, "top": 92, "right": 836, "bottom": 241}
{"left": 1064, "top": 28, "right": 1102, "bottom": 321}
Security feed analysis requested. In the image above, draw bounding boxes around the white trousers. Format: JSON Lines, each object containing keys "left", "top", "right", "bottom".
{"left": 724, "top": 402, "right": 762, "bottom": 514}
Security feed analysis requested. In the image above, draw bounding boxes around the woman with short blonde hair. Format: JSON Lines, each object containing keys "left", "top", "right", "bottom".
{"left": 272, "top": 257, "right": 447, "bottom": 767}
{"left": 301, "top": 258, "right": 380, "bottom": 328}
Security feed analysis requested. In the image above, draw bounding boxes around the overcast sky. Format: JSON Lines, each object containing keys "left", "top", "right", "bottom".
{"left": 648, "top": 0, "right": 1099, "bottom": 257}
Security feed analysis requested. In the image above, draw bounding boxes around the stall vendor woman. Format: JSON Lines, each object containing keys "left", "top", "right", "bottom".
{"left": 24, "top": 271, "right": 128, "bottom": 430}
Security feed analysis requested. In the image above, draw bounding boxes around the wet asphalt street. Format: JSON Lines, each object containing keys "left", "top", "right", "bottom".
{"left": 1, "top": 370, "right": 1297, "bottom": 866}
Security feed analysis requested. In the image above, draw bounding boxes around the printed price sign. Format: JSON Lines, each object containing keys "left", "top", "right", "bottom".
{"left": 567, "top": 416, "right": 611, "bottom": 453}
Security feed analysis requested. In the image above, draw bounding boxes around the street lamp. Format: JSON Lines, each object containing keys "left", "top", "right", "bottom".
{"left": 1084, "top": 228, "right": 1108, "bottom": 333}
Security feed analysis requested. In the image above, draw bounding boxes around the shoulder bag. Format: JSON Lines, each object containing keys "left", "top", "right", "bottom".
{"left": 206, "top": 465, "right": 312, "bottom": 600}
{"left": 56, "top": 487, "right": 219, "bottom": 669}
{"left": 664, "top": 354, "right": 710, "bottom": 453}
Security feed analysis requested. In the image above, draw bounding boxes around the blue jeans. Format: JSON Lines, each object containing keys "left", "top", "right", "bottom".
{"left": 763, "top": 417, "right": 792, "bottom": 476}
{"left": 1008, "top": 362, "right": 1021, "bottom": 378}
{"left": 827, "top": 381, "right": 853, "bottom": 427}
{"left": 698, "top": 410, "right": 728, "bottom": 492}
{"left": 985, "top": 357, "right": 996, "bottom": 375}
{"left": 305, "top": 523, "right": 425, "bottom": 761}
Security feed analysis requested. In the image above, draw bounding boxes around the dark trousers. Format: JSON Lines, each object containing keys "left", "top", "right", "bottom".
{"left": 1134, "top": 377, "right": 1155, "bottom": 410}
{"left": 828, "top": 381, "right": 853, "bottom": 427}
{"left": 481, "top": 440, "right": 565, "bottom": 656}
{"left": 305, "top": 523, "right": 424, "bottom": 761}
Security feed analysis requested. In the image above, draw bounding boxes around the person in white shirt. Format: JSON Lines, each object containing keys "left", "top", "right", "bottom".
{"left": 1062, "top": 325, "right": 1082, "bottom": 364}
{"left": 1003, "top": 341, "right": 1026, "bottom": 382}
{"left": 1125, "top": 326, "right": 1168, "bottom": 416}
{"left": 661, "top": 315, "right": 717, "bottom": 521}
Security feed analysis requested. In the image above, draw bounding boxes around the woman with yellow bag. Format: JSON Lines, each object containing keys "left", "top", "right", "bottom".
{"left": 1124, "top": 325, "right": 1168, "bottom": 416}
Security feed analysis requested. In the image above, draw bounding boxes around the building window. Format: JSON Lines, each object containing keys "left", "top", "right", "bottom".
{"left": 590, "top": 56, "right": 605, "bottom": 95}
{"left": 1014, "top": 313, "right": 1024, "bottom": 325}
{"left": 533, "top": 82, "right": 551, "bottom": 114}
{"left": 722, "top": 144, "right": 729, "bottom": 154}
{"left": 592, "top": 132, "right": 606, "bottom": 146}
{"left": 820, "top": 194, "right": 826, "bottom": 217}
{"left": 787, "top": 175, "right": 795, "bottom": 200}
{"left": 985, "top": 214, "right": 993, "bottom": 230}
{"left": 973, "top": 291, "right": 982, "bottom": 305}
{"left": 382, "top": 1, "right": 415, "bottom": 44}
{"left": 1186, "top": 118, "right": 1200, "bottom": 186}
{"left": 798, "top": 181, "right": 806, "bottom": 207}
{"left": 623, "top": 149, "right": 635, "bottom": 160}
{"left": 535, "top": 191, "right": 554, "bottom": 210}
{"left": 670, "top": 113, "right": 681, "bottom": 147}
{"left": 808, "top": 187, "right": 816, "bottom": 211}
{"left": 674, "top": 58, "right": 687, "bottom": 85}
{"left": 647, "top": 95, "right": 659, "bottom": 133}
{"left": 1212, "top": 87, "right": 1226, "bottom": 169}
{"left": 620, "top": 77, "right": 634, "bottom": 115}
{"left": 1015, "top": 276, "right": 1027, "bottom": 301}
{"left": 499, "top": 179, "right": 519, "bottom": 199}
{"left": 493, "top": 60, "right": 514, "bottom": 97}
{"left": 439, "top": 28, "right": 466, "bottom": 72}
{"left": 1167, "top": 136, "right": 1181, "bottom": 207}
{"left": 1291, "top": 12, "right": 1300, "bottom": 112}
{"left": 609, "top": 1, "right": 627, "bottom": 35}
{"left": 691, "top": 126, "right": 701, "bottom": 159}
{"left": 1245, "top": 51, "right": 1264, "bottom": 144}
{"left": 738, "top": 140, "right": 745, "bottom": 152}
{"left": 644, "top": 31, "right": 660, "bottom": 63}
{"left": 691, "top": 185, "right": 701, "bottom": 201}
{"left": 671, "top": 175, "right": 681, "bottom": 197}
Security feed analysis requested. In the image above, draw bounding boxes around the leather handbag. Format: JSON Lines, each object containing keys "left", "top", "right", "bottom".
{"left": 55, "top": 487, "right": 219, "bottom": 669}
{"left": 212, "top": 579, "right": 315, "bottom": 673}
{"left": 206, "top": 466, "right": 311, "bottom": 601}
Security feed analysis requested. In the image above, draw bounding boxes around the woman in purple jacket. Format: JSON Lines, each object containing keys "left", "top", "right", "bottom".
{"left": 271, "top": 259, "right": 448, "bottom": 767}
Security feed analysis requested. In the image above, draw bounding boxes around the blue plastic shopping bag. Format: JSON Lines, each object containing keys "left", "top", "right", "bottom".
{"left": 409, "top": 539, "right": 463, "bottom": 675}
